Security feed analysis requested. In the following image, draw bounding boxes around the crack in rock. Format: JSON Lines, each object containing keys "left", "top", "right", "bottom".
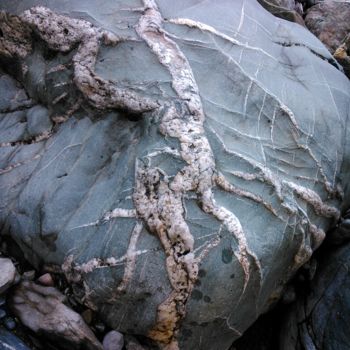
{"left": 0, "top": 3, "right": 344, "bottom": 349}
{"left": 134, "top": 1, "right": 262, "bottom": 347}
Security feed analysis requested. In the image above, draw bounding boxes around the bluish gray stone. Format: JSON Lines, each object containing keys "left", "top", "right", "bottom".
{"left": 0, "top": 1, "right": 349, "bottom": 349}
{"left": 0, "top": 327, "right": 31, "bottom": 350}
{"left": 26, "top": 105, "right": 52, "bottom": 137}
{"left": 280, "top": 240, "right": 350, "bottom": 350}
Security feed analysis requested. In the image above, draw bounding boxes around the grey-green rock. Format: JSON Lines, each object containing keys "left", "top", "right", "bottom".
{"left": 0, "top": 1, "right": 349, "bottom": 349}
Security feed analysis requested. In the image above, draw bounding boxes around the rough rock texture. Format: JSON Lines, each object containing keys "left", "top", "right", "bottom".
{"left": 11, "top": 281, "right": 103, "bottom": 350}
{"left": 0, "top": 1, "right": 349, "bottom": 350}
{"left": 305, "top": 1, "right": 350, "bottom": 52}
{"left": 334, "top": 32, "right": 350, "bottom": 79}
{"left": 258, "top": 0, "right": 305, "bottom": 24}
{"left": 279, "top": 240, "right": 350, "bottom": 350}
{"left": 0, "top": 258, "right": 17, "bottom": 294}
{"left": 305, "top": 0, "right": 350, "bottom": 77}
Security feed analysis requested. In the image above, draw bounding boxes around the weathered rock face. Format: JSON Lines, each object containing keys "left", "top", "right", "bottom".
{"left": 279, "top": 241, "right": 350, "bottom": 350}
{"left": 305, "top": 0, "right": 350, "bottom": 78}
{"left": 11, "top": 281, "right": 103, "bottom": 350}
{"left": 305, "top": 0, "right": 350, "bottom": 53}
{"left": 258, "top": 0, "right": 305, "bottom": 24}
{"left": 0, "top": 1, "right": 349, "bottom": 349}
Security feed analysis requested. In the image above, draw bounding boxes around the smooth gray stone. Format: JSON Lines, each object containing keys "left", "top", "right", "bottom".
{"left": 0, "top": 327, "right": 31, "bottom": 350}
{"left": 0, "top": 1, "right": 349, "bottom": 349}
{"left": 26, "top": 105, "right": 52, "bottom": 137}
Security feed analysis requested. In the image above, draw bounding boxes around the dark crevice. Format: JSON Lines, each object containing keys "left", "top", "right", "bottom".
{"left": 274, "top": 41, "right": 341, "bottom": 70}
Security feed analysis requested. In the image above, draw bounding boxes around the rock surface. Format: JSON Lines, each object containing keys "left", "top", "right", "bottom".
{"left": 0, "top": 1, "right": 349, "bottom": 350}
{"left": 0, "top": 327, "right": 31, "bottom": 350}
{"left": 11, "top": 281, "right": 103, "bottom": 350}
{"left": 279, "top": 240, "right": 350, "bottom": 350}
{"left": 258, "top": 0, "right": 305, "bottom": 24}
{"left": 0, "top": 258, "right": 16, "bottom": 294}
{"left": 305, "top": 0, "right": 350, "bottom": 52}
{"left": 102, "top": 330, "right": 124, "bottom": 350}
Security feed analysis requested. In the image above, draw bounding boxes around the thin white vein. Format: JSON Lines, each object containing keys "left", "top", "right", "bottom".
{"left": 116, "top": 221, "right": 143, "bottom": 292}
{"left": 68, "top": 208, "right": 136, "bottom": 230}
{"left": 243, "top": 80, "right": 253, "bottom": 117}
{"left": 257, "top": 92, "right": 267, "bottom": 164}
{"left": 215, "top": 173, "right": 279, "bottom": 217}
{"left": 167, "top": 18, "right": 277, "bottom": 62}
{"left": 36, "top": 143, "right": 82, "bottom": 176}
{"left": 0, "top": 153, "right": 41, "bottom": 175}
{"left": 236, "top": 0, "right": 245, "bottom": 35}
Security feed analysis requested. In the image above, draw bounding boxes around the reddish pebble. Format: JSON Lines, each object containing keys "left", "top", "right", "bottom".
{"left": 37, "top": 273, "right": 54, "bottom": 286}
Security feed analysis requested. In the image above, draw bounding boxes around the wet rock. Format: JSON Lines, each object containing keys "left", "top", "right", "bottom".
{"left": 0, "top": 1, "right": 349, "bottom": 350}
{"left": 0, "top": 258, "right": 17, "bottom": 294}
{"left": 0, "top": 327, "right": 31, "bottom": 350}
{"left": 11, "top": 281, "right": 103, "bottom": 350}
{"left": 102, "top": 330, "right": 124, "bottom": 350}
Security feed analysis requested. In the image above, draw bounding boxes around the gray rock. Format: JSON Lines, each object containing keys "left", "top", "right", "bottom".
{"left": 0, "top": 1, "right": 349, "bottom": 350}
{"left": 11, "top": 281, "right": 103, "bottom": 350}
{"left": 279, "top": 240, "right": 350, "bottom": 350}
{"left": 0, "top": 258, "right": 16, "bottom": 294}
{"left": 103, "top": 330, "right": 124, "bottom": 350}
{"left": 0, "top": 327, "right": 31, "bottom": 350}
{"left": 258, "top": 0, "right": 305, "bottom": 24}
{"left": 26, "top": 105, "right": 52, "bottom": 137}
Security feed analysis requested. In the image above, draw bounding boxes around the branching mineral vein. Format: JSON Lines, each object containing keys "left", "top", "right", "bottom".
{"left": 0, "top": 7, "right": 158, "bottom": 114}
{"left": 0, "top": 4, "right": 342, "bottom": 349}
{"left": 135, "top": 1, "right": 261, "bottom": 347}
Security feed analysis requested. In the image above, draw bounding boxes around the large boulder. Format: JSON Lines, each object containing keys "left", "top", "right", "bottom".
{"left": 305, "top": 0, "right": 350, "bottom": 53}
{"left": 258, "top": 0, "right": 305, "bottom": 24}
{"left": 0, "top": 1, "right": 349, "bottom": 349}
{"left": 305, "top": 0, "right": 350, "bottom": 77}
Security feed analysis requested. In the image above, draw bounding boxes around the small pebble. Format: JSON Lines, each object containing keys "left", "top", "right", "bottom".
{"left": 81, "top": 309, "right": 93, "bottom": 325}
{"left": 22, "top": 270, "right": 35, "bottom": 281}
{"left": 4, "top": 317, "right": 16, "bottom": 330}
{"left": 0, "top": 308, "right": 6, "bottom": 319}
{"left": 94, "top": 322, "right": 105, "bottom": 333}
{"left": 37, "top": 273, "right": 54, "bottom": 287}
{"left": 103, "top": 330, "right": 124, "bottom": 350}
